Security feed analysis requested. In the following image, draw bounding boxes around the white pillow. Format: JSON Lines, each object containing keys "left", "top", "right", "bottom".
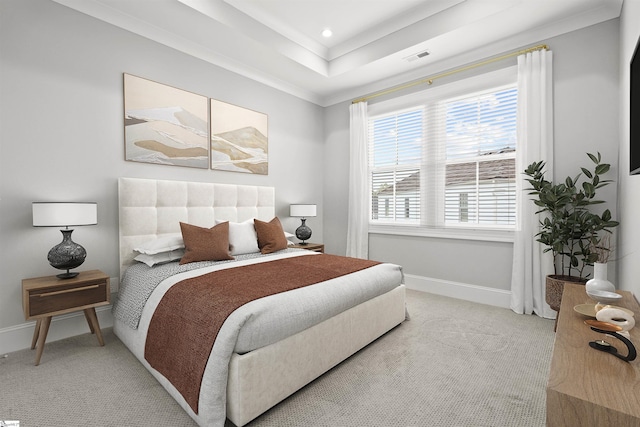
{"left": 284, "top": 231, "right": 297, "bottom": 245}
{"left": 134, "top": 234, "right": 184, "bottom": 255}
{"left": 134, "top": 249, "right": 185, "bottom": 267}
{"left": 216, "top": 219, "right": 260, "bottom": 255}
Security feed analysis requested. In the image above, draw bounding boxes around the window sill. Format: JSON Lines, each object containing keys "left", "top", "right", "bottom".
{"left": 368, "top": 224, "right": 514, "bottom": 243}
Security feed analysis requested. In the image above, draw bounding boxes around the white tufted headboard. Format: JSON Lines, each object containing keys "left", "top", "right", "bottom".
{"left": 118, "top": 177, "right": 275, "bottom": 278}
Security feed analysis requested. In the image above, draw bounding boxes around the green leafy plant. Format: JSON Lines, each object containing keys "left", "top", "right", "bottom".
{"left": 524, "top": 152, "right": 619, "bottom": 279}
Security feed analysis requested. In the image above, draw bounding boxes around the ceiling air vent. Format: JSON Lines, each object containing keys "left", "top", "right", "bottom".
{"left": 404, "top": 50, "right": 430, "bottom": 62}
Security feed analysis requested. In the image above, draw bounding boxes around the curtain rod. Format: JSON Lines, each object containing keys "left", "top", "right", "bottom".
{"left": 352, "top": 44, "right": 549, "bottom": 104}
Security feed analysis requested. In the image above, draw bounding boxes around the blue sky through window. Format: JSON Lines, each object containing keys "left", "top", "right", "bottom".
{"left": 371, "top": 109, "right": 422, "bottom": 168}
{"left": 445, "top": 87, "right": 517, "bottom": 159}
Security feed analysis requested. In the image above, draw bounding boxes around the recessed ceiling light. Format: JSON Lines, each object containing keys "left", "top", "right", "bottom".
{"left": 322, "top": 28, "right": 333, "bottom": 38}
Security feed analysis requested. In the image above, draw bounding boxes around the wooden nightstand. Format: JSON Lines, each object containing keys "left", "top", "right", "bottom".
{"left": 291, "top": 243, "right": 324, "bottom": 253}
{"left": 22, "top": 269, "right": 110, "bottom": 365}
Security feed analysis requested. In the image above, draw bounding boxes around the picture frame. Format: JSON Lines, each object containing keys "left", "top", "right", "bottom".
{"left": 123, "top": 74, "right": 209, "bottom": 169}
{"left": 210, "top": 99, "right": 268, "bottom": 175}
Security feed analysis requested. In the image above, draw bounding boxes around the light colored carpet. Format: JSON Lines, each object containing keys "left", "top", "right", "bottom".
{"left": 0, "top": 290, "right": 554, "bottom": 426}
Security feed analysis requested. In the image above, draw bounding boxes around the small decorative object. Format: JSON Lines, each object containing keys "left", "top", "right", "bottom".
{"left": 586, "top": 263, "right": 616, "bottom": 293}
{"left": 32, "top": 202, "right": 97, "bottom": 279}
{"left": 585, "top": 319, "right": 637, "bottom": 362}
{"left": 596, "top": 306, "right": 635, "bottom": 338}
{"left": 290, "top": 204, "right": 317, "bottom": 245}
{"left": 586, "top": 234, "right": 615, "bottom": 293}
{"left": 587, "top": 289, "right": 623, "bottom": 305}
{"left": 574, "top": 303, "right": 634, "bottom": 318}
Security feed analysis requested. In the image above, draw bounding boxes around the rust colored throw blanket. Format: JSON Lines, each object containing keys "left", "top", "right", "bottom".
{"left": 144, "top": 254, "right": 380, "bottom": 414}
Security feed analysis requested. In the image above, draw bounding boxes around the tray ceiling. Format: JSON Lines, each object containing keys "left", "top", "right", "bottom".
{"left": 51, "top": 0, "right": 622, "bottom": 106}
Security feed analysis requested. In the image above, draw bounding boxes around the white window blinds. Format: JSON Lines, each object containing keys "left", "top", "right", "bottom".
{"left": 439, "top": 86, "right": 517, "bottom": 227}
{"left": 368, "top": 69, "right": 517, "bottom": 231}
{"left": 369, "top": 108, "right": 422, "bottom": 223}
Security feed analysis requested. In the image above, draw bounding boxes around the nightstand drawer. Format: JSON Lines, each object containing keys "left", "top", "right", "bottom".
{"left": 28, "top": 280, "right": 109, "bottom": 318}
{"left": 23, "top": 270, "right": 111, "bottom": 320}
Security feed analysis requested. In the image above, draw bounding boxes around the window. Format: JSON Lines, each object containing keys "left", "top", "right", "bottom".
{"left": 368, "top": 68, "right": 517, "bottom": 235}
{"left": 370, "top": 109, "right": 422, "bottom": 223}
{"left": 459, "top": 193, "right": 469, "bottom": 222}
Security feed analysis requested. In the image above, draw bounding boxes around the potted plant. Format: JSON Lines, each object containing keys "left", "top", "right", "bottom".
{"left": 523, "top": 152, "right": 619, "bottom": 315}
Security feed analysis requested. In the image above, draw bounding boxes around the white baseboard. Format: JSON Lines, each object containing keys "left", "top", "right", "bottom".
{"left": 0, "top": 305, "right": 114, "bottom": 356}
{"left": 404, "top": 274, "right": 511, "bottom": 309}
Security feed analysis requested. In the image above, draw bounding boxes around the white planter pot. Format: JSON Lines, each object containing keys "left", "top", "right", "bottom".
{"left": 585, "top": 262, "right": 615, "bottom": 293}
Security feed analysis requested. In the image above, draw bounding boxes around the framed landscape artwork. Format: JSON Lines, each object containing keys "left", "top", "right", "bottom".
{"left": 123, "top": 74, "right": 209, "bottom": 169}
{"left": 210, "top": 99, "right": 268, "bottom": 174}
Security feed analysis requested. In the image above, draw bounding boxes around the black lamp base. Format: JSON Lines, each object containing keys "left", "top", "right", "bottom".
{"left": 56, "top": 270, "right": 79, "bottom": 279}
{"left": 48, "top": 229, "right": 86, "bottom": 280}
{"left": 295, "top": 218, "right": 312, "bottom": 245}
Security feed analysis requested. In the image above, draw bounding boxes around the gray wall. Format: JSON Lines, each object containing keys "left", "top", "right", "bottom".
{"left": 0, "top": 0, "right": 324, "bottom": 333}
{"left": 617, "top": 2, "right": 640, "bottom": 296}
{"left": 323, "top": 19, "right": 621, "bottom": 294}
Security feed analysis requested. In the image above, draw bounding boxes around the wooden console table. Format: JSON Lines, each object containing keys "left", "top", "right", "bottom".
{"left": 547, "top": 283, "right": 640, "bottom": 426}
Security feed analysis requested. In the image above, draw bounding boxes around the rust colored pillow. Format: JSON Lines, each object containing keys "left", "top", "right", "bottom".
{"left": 179, "top": 221, "right": 234, "bottom": 264}
{"left": 254, "top": 217, "right": 289, "bottom": 254}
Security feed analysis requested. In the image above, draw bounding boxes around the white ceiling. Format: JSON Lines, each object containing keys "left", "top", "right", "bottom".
{"left": 51, "top": 0, "right": 623, "bottom": 106}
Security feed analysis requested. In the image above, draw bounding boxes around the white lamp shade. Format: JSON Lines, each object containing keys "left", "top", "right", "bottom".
{"left": 33, "top": 202, "right": 98, "bottom": 227}
{"left": 290, "top": 204, "right": 317, "bottom": 218}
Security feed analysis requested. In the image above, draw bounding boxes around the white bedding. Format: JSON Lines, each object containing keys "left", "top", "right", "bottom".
{"left": 113, "top": 250, "right": 404, "bottom": 426}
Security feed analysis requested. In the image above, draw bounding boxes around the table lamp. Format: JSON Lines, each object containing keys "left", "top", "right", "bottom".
{"left": 32, "top": 202, "right": 97, "bottom": 279}
{"left": 290, "top": 204, "right": 316, "bottom": 245}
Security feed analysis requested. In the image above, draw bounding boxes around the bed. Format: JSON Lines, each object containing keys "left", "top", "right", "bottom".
{"left": 112, "top": 177, "right": 406, "bottom": 427}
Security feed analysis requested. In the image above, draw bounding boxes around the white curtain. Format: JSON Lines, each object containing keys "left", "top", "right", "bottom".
{"left": 346, "top": 101, "right": 369, "bottom": 259}
{"left": 510, "top": 50, "right": 556, "bottom": 318}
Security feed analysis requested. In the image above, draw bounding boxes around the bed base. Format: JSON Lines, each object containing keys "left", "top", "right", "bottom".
{"left": 226, "top": 284, "right": 406, "bottom": 426}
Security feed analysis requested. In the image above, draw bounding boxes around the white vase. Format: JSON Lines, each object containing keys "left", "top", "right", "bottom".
{"left": 585, "top": 262, "right": 615, "bottom": 293}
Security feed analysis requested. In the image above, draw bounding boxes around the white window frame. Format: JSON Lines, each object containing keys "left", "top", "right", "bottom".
{"left": 367, "top": 67, "right": 517, "bottom": 243}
